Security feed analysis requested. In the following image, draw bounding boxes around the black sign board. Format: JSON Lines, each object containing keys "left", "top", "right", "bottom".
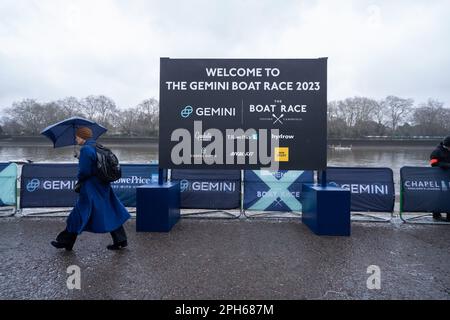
{"left": 159, "top": 58, "right": 327, "bottom": 170}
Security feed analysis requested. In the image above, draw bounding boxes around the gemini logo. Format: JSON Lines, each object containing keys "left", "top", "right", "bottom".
{"left": 181, "top": 105, "right": 194, "bottom": 118}
{"left": 26, "top": 179, "right": 40, "bottom": 192}
{"left": 180, "top": 105, "right": 236, "bottom": 118}
{"left": 180, "top": 179, "right": 189, "bottom": 192}
{"left": 329, "top": 182, "right": 389, "bottom": 195}
{"left": 179, "top": 180, "right": 236, "bottom": 192}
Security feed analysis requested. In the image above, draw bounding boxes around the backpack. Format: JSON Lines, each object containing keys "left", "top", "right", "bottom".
{"left": 94, "top": 143, "right": 122, "bottom": 183}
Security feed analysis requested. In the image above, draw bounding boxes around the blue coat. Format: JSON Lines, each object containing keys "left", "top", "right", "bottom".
{"left": 66, "top": 139, "right": 130, "bottom": 234}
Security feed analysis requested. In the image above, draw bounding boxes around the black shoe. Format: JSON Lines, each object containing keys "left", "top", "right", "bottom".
{"left": 107, "top": 241, "right": 128, "bottom": 250}
{"left": 432, "top": 213, "right": 443, "bottom": 220}
{"left": 51, "top": 241, "right": 73, "bottom": 251}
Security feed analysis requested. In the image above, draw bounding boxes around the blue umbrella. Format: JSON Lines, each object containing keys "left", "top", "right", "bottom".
{"left": 40, "top": 116, "right": 107, "bottom": 148}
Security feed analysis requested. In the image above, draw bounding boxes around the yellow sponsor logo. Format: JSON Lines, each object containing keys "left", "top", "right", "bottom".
{"left": 274, "top": 147, "right": 289, "bottom": 162}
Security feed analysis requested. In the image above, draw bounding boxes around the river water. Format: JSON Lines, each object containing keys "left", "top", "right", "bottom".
{"left": 0, "top": 144, "right": 432, "bottom": 186}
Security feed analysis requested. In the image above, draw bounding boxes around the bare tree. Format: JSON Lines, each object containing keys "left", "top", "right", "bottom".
{"left": 328, "top": 100, "right": 347, "bottom": 138}
{"left": 0, "top": 118, "right": 22, "bottom": 135}
{"left": 116, "top": 107, "right": 139, "bottom": 136}
{"left": 4, "top": 99, "right": 70, "bottom": 135}
{"left": 137, "top": 98, "right": 158, "bottom": 116}
{"left": 134, "top": 98, "right": 159, "bottom": 136}
{"left": 372, "top": 100, "right": 388, "bottom": 133}
{"left": 56, "top": 97, "right": 84, "bottom": 117}
{"left": 381, "top": 95, "right": 414, "bottom": 135}
{"left": 6, "top": 99, "right": 46, "bottom": 135}
{"left": 79, "top": 95, "right": 119, "bottom": 129}
{"left": 329, "top": 97, "right": 380, "bottom": 137}
{"left": 413, "top": 99, "right": 450, "bottom": 136}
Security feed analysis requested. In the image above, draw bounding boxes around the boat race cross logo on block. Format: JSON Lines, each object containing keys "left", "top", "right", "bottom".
{"left": 159, "top": 58, "right": 327, "bottom": 170}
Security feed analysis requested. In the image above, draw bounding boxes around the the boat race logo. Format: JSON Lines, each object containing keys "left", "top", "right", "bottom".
{"left": 159, "top": 58, "right": 327, "bottom": 170}
{"left": 249, "top": 103, "right": 309, "bottom": 125}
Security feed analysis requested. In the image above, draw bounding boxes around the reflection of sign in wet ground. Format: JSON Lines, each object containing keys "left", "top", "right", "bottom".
{"left": 159, "top": 58, "right": 328, "bottom": 170}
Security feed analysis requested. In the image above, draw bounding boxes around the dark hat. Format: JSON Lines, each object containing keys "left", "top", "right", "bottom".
{"left": 76, "top": 127, "right": 93, "bottom": 140}
{"left": 443, "top": 136, "right": 450, "bottom": 147}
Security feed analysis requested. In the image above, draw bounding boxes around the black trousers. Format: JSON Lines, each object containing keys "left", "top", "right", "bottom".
{"left": 56, "top": 225, "right": 127, "bottom": 246}
{"left": 110, "top": 225, "right": 127, "bottom": 244}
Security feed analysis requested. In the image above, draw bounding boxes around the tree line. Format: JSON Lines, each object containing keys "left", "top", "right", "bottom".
{"left": 0, "top": 95, "right": 159, "bottom": 137}
{"left": 328, "top": 96, "right": 449, "bottom": 138}
{"left": 0, "top": 94, "right": 448, "bottom": 138}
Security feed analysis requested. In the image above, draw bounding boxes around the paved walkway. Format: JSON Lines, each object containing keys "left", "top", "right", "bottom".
{"left": 0, "top": 217, "right": 449, "bottom": 299}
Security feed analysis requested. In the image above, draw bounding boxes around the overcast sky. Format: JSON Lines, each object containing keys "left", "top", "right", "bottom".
{"left": 0, "top": 0, "right": 449, "bottom": 109}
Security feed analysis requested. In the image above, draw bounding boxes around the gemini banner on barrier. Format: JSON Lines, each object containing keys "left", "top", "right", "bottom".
{"left": 0, "top": 163, "right": 17, "bottom": 206}
{"left": 323, "top": 167, "right": 395, "bottom": 212}
{"left": 171, "top": 169, "right": 241, "bottom": 209}
{"left": 20, "top": 163, "right": 162, "bottom": 208}
{"left": 401, "top": 166, "right": 450, "bottom": 213}
{"left": 244, "top": 170, "right": 314, "bottom": 211}
{"left": 159, "top": 58, "right": 328, "bottom": 170}
{"left": 21, "top": 163, "right": 78, "bottom": 207}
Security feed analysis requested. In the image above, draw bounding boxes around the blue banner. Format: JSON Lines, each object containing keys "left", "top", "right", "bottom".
{"left": 322, "top": 167, "right": 395, "bottom": 212}
{"left": 244, "top": 170, "right": 314, "bottom": 211}
{"left": 171, "top": 169, "right": 241, "bottom": 209}
{"left": 20, "top": 163, "right": 162, "bottom": 208}
{"left": 0, "top": 163, "right": 17, "bottom": 206}
{"left": 401, "top": 166, "right": 450, "bottom": 213}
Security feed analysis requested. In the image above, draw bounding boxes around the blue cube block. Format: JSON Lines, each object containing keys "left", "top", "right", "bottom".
{"left": 136, "top": 182, "right": 180, "bottom": 232}
{"left": 301, "top": 184, "right": 351, "bottom": 236}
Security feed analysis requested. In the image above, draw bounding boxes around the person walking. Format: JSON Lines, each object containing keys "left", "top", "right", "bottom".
{"left": 430, "top": 136, "right": 450, "bottom": 221}
{"left": 51, "top": 127, "right": 131, "bottom": 250}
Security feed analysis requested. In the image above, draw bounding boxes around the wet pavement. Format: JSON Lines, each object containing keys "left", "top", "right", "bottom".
{"left": 0, "top": 217, "right": 449, "bottom": 300}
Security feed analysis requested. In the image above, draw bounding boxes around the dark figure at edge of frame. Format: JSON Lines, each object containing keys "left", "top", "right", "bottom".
{"left": 51, "top": 127, "right": 131, "bottom": 251}
{"left": 430, "top": 136, "right": 450, "bottom": 221}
